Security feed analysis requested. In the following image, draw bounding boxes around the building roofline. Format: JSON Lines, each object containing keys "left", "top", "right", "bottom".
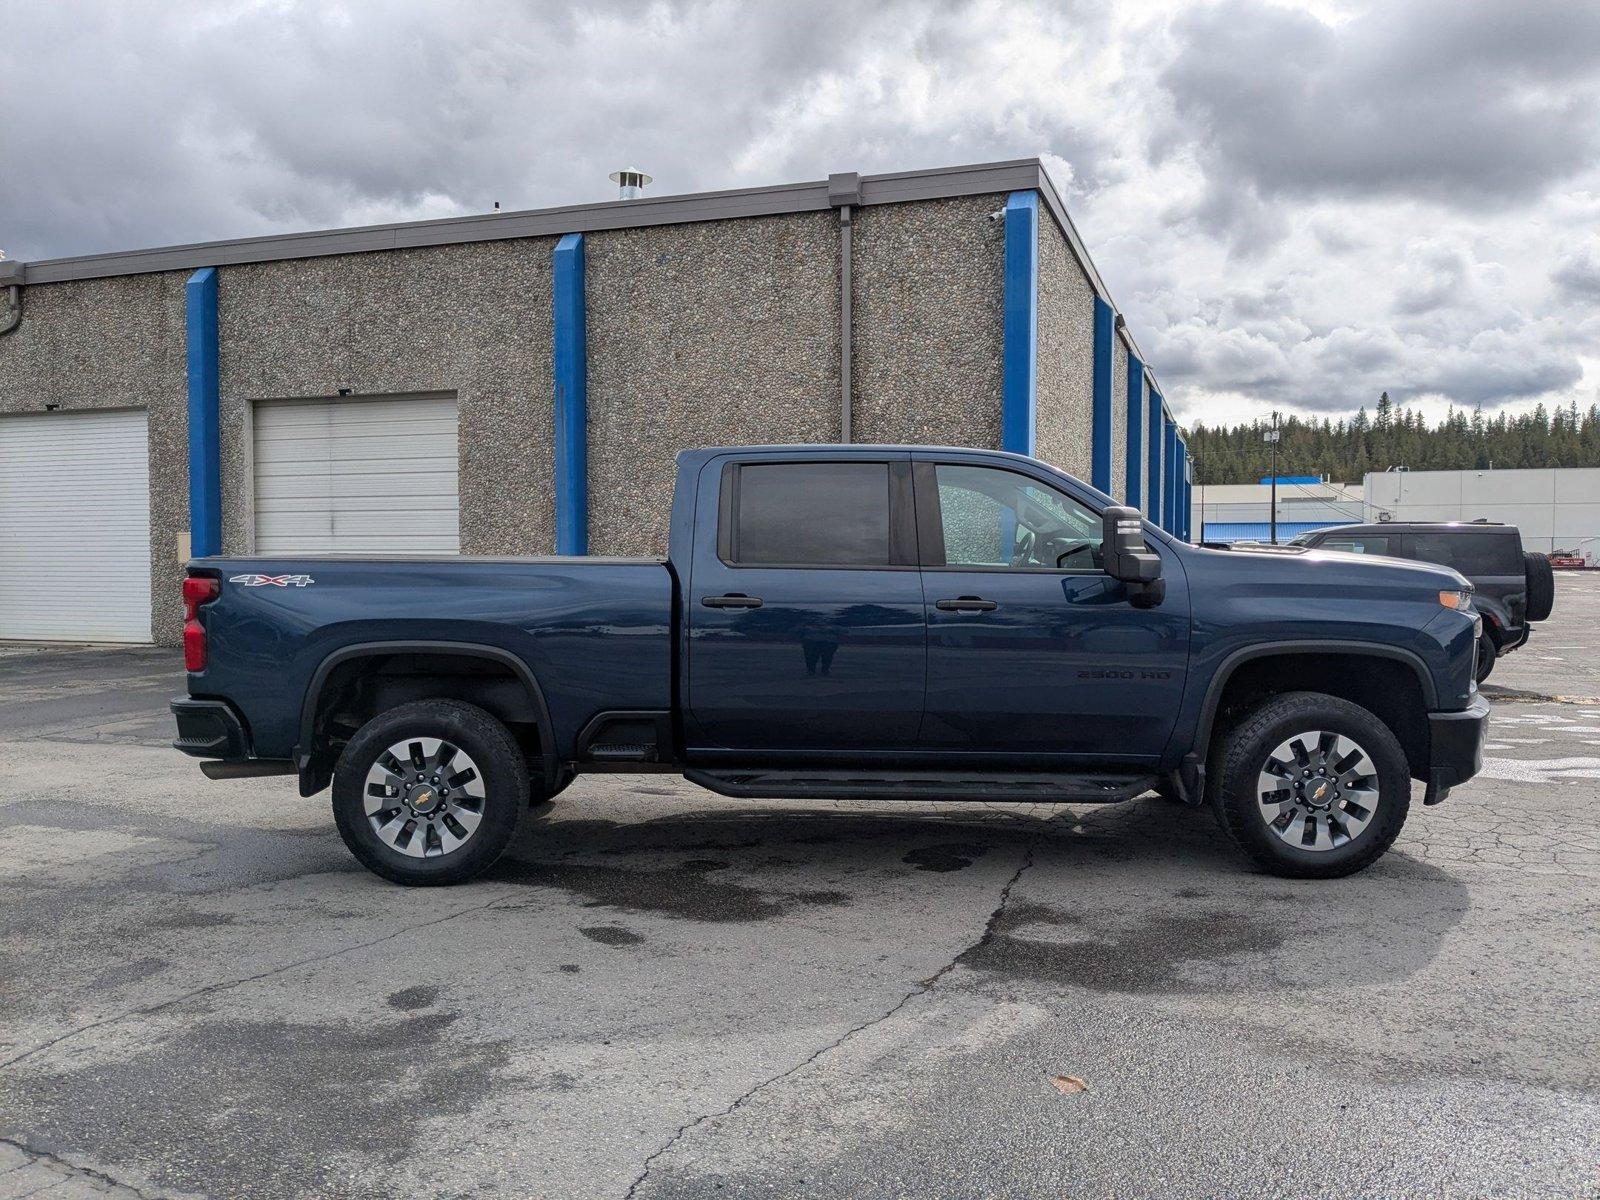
{"left": 10, "top": 155, "right": 1162, "bottom": 395}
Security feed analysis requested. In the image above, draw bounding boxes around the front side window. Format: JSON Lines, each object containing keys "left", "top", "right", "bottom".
{"left": 934, "top": 464, "right": 1103, "bottom": 569}
{"left": 733, "top": 462, "right": 891, "bottom": 566}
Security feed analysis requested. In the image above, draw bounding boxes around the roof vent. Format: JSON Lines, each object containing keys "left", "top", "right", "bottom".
{"left": 608, "top": 168, "right": 652, "bottom": 200}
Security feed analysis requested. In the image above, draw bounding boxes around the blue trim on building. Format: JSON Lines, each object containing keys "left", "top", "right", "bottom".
{"left": 553, "top": 233, "right": 588, "bottom": 555}
{"left": 1000, "top": 190, "right": 1038, "bottom": 457}
{"left": 1090, "top": 295, "right": 1114, "bottom": 492}
{"left": 1124, "top": 356, "right": 1144, "bottom": 509}
{"left": 1147, "top": 388, "right": 1164, "bottom": 523}
{"left": 184, "top": 267, "right": 221, "bottom": 558}
{"left": 1171, "top": 422, "right": 1184, "bottom": 534}
{"left": 1179, "top": 441, "right": 1191, "bottom": 540}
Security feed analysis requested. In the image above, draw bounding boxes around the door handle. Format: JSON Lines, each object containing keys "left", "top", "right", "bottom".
{"left": 702, "top": 593, "right": 764, "bottom": 609}
{"left": 935, "top": 596, "right": 998, "bottom": 612}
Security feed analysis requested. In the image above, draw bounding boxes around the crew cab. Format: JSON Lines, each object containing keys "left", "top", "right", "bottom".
{"left": 173, "top": 445, "right": 1489, "bottom": 885}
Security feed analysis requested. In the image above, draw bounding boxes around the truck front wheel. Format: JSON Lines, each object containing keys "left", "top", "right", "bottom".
{"left": 332, "top": 700, "right": 527, "bottom": 886}
{"left": 1209, "top": 692, "right": 1410, "bottom": 879}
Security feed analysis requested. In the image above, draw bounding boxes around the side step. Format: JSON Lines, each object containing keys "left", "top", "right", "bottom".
{"left": 683, "top": 768, "right": 1157, "bottom": 805}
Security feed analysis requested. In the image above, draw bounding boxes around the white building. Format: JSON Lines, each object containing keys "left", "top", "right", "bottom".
{"left": 1195, "top": 477, "right": 1364, "bottom": 544}
{"left": 1363, "top": 468, "right": 1600, "bottom": 562}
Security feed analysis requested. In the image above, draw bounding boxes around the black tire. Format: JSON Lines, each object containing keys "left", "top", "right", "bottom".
{"left": 1475, "top": 631, "right": 1497, "bottom": 684}
{"left": 1524, "top": 552, "right": 1555, "bottom": 622}
{"left": 332, "top": 700, "right": 527, "bottom": 886}
{"left": 1208, "top": 691, "right": 1410, "bottom": 879}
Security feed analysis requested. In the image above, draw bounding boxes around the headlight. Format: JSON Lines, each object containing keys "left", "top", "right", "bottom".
{"left": 1438, "top": 589, "right": 1473, "bottom": 610}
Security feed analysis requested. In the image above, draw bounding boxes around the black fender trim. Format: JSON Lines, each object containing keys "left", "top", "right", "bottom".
{"left": 1188, "top": 640, "right": 1439, "bottom": 760}
{"left": 295, "top": 640, "right": 558, "bottom": 796}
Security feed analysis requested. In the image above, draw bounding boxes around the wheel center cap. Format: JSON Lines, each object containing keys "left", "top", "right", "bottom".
{"left": 1307, "top": 779, "right": 1334, "bottom": 806}
{"left": 407, "top": 784, "right": 442, "bottom": 815}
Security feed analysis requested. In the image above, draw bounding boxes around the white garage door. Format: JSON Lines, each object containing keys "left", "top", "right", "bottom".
{"left": 253, "top": 394, "right": 460, "bottom": 555}
{"left": 0, "top": 409, "right": 152, "bottom": 642}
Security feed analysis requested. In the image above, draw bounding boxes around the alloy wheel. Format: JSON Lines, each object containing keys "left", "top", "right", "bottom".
{"left": 363, "top": 736, "right": 487, "bottom": 858}
{"left": 1256, "top": 730, "right": 1380, "bottom": 852}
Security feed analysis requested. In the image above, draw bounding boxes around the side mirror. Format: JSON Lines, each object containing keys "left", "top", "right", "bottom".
{"left": 1101, "top": 506, "right": 1165, "bottom": 608}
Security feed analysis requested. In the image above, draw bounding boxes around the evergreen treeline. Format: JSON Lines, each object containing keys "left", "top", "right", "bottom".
{"left": 1188, "top": 393, "right": 1600, "bottom": 484}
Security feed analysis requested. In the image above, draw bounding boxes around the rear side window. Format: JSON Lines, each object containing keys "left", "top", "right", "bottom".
{"left": 1319, "top": 535, "right": 1391, "bottom": 555}
{"left": 732, "top": 462, "right": 891, "bottom": 566}
{"left": 1408, "top": 532, "right": 1521, "bottom": 575}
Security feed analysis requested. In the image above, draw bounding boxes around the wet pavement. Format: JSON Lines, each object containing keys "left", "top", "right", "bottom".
{"left": 1, "top": 577, "right": 1597, "bottom": 1198}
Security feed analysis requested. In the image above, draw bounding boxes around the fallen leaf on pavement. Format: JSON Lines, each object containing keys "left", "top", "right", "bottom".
{"left": 1049, "top": 1074, "right": 1088, "bottom": 1095}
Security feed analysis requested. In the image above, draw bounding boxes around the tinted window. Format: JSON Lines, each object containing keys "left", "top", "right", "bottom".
{"left": 1319, "top": 535, "right": 1391, "bottom": 555}
{"left": 1408, "top": 531, "right": 1521, "bottom": 575}
{"left": 734, "top": 463, "right": 891, "bottom": 566}
{"left": 935, "top": 464, "right": 1103, "bottom": 569}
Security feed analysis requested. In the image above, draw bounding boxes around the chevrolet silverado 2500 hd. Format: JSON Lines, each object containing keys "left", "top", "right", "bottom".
{"left": 173, "top": 445, "right": 1489, "bottom": 885}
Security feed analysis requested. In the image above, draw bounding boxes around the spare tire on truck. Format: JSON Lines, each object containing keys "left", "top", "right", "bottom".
{"left": 1524, "top": 552, "right": 1555, "bottom": 622}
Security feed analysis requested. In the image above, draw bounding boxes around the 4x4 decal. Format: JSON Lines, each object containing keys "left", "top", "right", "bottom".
{"left": 229, "top": 574, "right": 315, "bottom": 587}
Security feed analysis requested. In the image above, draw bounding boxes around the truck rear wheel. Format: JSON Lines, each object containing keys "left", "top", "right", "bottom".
{"left": 332, "top": 700, "right": 527, "bottom": 886}
{"left": 1209, "top": 692, "right": 1410, "bottom": 879}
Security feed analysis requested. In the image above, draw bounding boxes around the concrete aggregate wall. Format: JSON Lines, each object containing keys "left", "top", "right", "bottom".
{"left": 217, "top": 239, "right": 557, "bottom": 562}
{"left": 1111, "top": 338, "right": 1129, "bottom": 501}
{"left": 586, "top": 213, "right": 840, "bottom": 556}
{"left": 850, "top": 195, "right": 1006, "bottom": 449}
{"left": 1033, "top": 215, "right": 1094, "bottom": 479}
{"left": 0, "top": 272, "right": 190, "bottom": 643}
{"left": 0, "top": 189, "right": 1144, "bottom": 643}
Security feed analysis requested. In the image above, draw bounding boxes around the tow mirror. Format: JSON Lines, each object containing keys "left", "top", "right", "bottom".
{"left": 1101, "top": 506, "right": 1165, "bottom": 608}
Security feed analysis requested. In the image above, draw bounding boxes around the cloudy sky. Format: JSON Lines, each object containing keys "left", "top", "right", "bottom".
{"left": 4, "top": 0, "right": 1599, "bottom": 426}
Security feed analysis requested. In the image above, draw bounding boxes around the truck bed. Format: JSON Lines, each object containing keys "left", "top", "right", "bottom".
{"left": 188, "top": 555, "right": 675, "bottom": 762}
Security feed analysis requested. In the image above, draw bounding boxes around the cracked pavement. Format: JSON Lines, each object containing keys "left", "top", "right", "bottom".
{"left": 2, "top": 578, "right": 1599, "bottom": 1198}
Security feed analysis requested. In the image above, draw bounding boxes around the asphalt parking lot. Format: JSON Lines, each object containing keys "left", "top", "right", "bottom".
{"left": 2, "top": 581, "right": 1598, "bottom": 1199}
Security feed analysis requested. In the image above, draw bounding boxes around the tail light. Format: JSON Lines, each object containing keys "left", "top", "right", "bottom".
{"left": 183, "top": 575, "right": 220, "bottom": 672}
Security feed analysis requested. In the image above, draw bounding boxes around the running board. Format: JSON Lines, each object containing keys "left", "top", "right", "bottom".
{"left": 684, "top": 768, "right": 1157, "bottom": 805}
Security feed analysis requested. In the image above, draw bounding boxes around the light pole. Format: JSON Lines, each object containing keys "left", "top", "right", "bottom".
{"left": 1264, "top": 411, "right": 1281, "bottom": 544}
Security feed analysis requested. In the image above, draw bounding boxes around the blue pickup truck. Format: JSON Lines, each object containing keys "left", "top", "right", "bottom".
{"left": 173, "top": 445, "right": 1488, "bottom": 886}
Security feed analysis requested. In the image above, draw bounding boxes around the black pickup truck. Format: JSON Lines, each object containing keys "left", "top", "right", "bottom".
{"left": 174, "top": 445, "right": 1489, "bottom": 886}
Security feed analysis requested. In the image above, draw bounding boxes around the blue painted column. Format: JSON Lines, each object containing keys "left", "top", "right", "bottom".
{"left": 1177, "top": 448, "right": 1190, "bottom": 544}
{"left": 553, "top": 233, "right": 588, "bottom": 555}
{"left": 1125, "top": 358, "right": 1144, "bottom": 509}
{"left": 1171, "top": 422, "right": 1184, "bottom": 534}
{"left": 1090, "top": 296, "right": 1114, "bottom": 492}
{"left": 1176, "top": 439, "right": 1189, "bottom": 540}
{"left": 185, "top": 268, "right": 221, "bottom": 558}
{"left": 1148, "top": 388, "right": 1164, "bottom": 523}
{"left": 1001, "top": 191, "right": 1038, "bottom": 457}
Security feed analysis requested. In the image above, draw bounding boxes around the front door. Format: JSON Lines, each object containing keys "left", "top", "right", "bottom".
{"left": 686, "top": 456, "right": 927, "bottom": 755}
{"left": 916, "top": 459, "right": 1188, "bottom": 763}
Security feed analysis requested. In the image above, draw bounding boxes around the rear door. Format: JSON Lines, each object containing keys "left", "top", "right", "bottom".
{"left": 1404, "top": 529, "right": 1526, "bottom": 627}
{"left": 915, "top": 456, "right": 1188, "bottom": 763}
{"left": 685, "top": 455, "right": 927, "bottom": 754}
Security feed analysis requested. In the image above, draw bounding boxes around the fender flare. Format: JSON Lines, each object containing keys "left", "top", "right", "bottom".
{"left": 1190, "top": 640, "right": 1438, "bottom": 754}
{"left": 296, "top": 640, "right": 558, "bottom": 792}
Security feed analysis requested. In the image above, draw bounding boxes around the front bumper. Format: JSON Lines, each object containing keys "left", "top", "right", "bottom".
{"left": 171, "top": 697, "right": 250, "bottom": 759}
{"left": 1424, "top": 692, "right": 1491, "bottom": 805}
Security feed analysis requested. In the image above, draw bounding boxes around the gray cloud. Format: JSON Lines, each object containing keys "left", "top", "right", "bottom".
{"left": 0, "top": 0, "right": 1111, "bottom": 261}
{"left": 1552, "top": 241, "right": 1600, "bottom": 301}
{"left": 1157, "top": 0, "right": 1600, "bottom": 211}
{"left": 1, "top": 0, "right": 1596, "bottom": 425}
